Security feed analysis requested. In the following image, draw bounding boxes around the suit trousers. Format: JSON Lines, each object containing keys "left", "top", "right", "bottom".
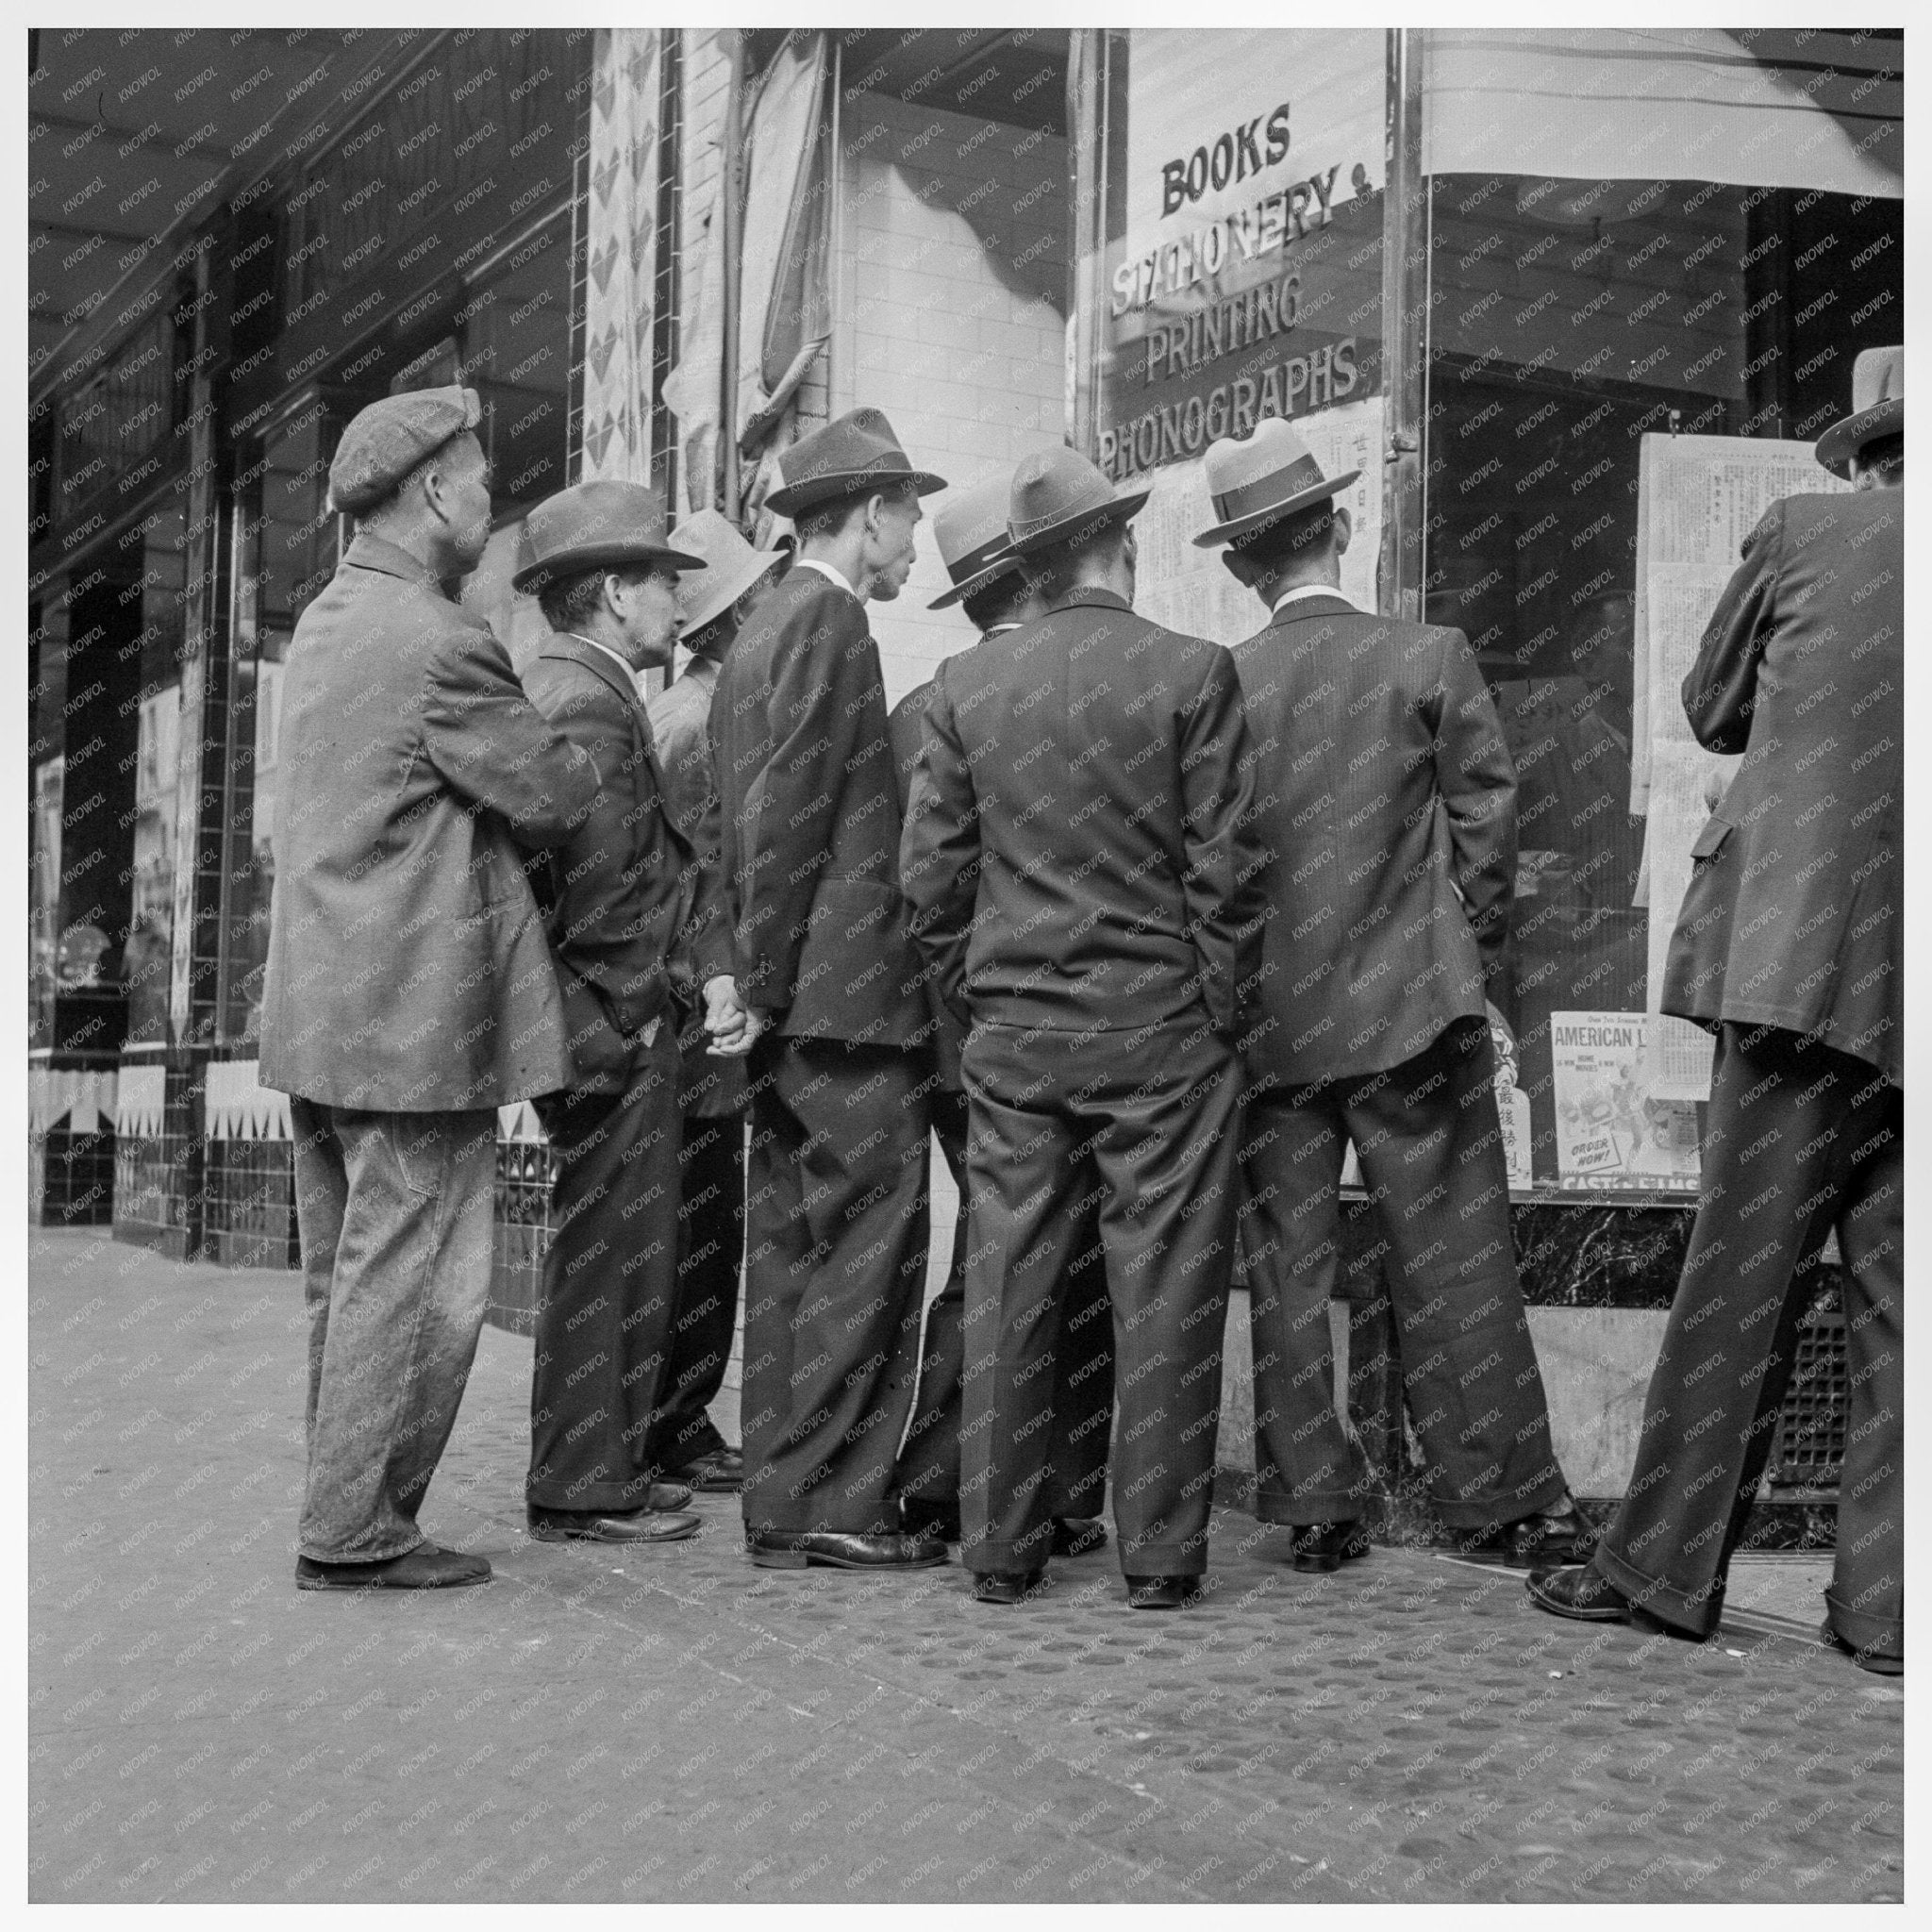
{"left": 1240, "top": 1018, "right": 1566, "bottom": 1529}
{"left": 1593, "top": 1024, "right": 1903, "bottom": 1655}
{"left": 961, "top": 1016, "right": 1241, "bottom": 1578}
{"left": 660, "top": 1109, "right": 746, "bottom": 1468}
{"left": 291, "top": 1100, "right": 498, "bottom": 1562}
{"left": 897, "top": 1082, "right": 1113, "bottom": 1517}
{"left": 527, "top": 1027, "right": 685, "bottom": 1511}
{"left": 739, "top": 1036, "right": 931, "bottom": 1536}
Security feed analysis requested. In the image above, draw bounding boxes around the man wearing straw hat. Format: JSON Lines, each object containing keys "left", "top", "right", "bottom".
{"left": 511, "top": 479, "right": 721, "bottom": 1548}
{"left": 1528, "top": 347, "right": 1904, "bottom": 1674}
{"left": 1195, "top": 416, "right": 1594, "bottom": 1576}
{"left": 712, "top": 408, "right": 952, "bottom": 1572}
{"left": 644, "top": 510, "right": 789, "bottom": 1496}
{"left": 889, "top": 472, "right": 1114, "bottom": 1562}
{"left": 902, "top": 446, "right": 1269, "bottom": 1609}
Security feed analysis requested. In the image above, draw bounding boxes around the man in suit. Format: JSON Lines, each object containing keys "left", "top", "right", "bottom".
{"left": 889, "top": 472, "right": 1114, "bottom": 1560}
{"left": 1529, "top": 347, "right": 1904, "bottom": 1674}
{"left": 710, "top": 408, "right": 950, "bottom": 1572}
{"left": 644, "top": 510, "right": 788, "bottom": 1494}
{"left": 262, "top": 386, "right": 599, "bottom": 1591}
{"left": 902, "top": 447, "right": 1269, "bottom": 1609}
{"left": 511, "top": 482, "right": 739, "bottom": 1545}
{"left": 1196, "top": 417, "right": 1592, "bottom": 1574}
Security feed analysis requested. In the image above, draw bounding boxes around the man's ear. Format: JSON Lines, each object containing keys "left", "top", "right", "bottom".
{"left": 1221, "top": 545, "right": 1257, "bottom": 589}
{"left": 1332, "top": 506, "right": 1353, "bottom": 557}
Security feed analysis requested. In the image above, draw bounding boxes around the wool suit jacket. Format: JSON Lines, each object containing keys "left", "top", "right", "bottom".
{"left": 1228, "top": 591, "right": 1517, "bottom": 1087}
{"left": 521, "top": 632, "right": 725, "bottom": 1088}
{"left": 647, "top": 652, "right": 746, "bottom": 1116}
{"left": 260, "top": 533, "right": 598, "bottom": 1112}
{"left": 1664, "top": 489, "right": 1903, "bottom": 1088}
{"left": 899, "top": 585, "right": 1268, "bottom": 1040}
{"left": 708, "top": 566, "right": 928, "bottom": 1047}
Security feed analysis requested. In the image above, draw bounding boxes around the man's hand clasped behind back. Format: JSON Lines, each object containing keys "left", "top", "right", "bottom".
{"left": 702, "top": 974, "right": 762, "bottom": 1058}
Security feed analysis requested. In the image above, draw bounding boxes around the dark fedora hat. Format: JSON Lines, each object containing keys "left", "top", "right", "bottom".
{"left": 511, "top": 480, "right": 705, "bottom": 594}
{"left": 1191, "top": 417, "right": 1359, "bottom": 548}
{"left": 1815, "top": 345, "right": 1903, "bottom": 475}
{"left": 927, "top": 472, "right": 1024, "bottom": 609}
{"left": 670, "top": 508, "right": 786, "bottom": 641}
{"left": 762, "top": 407, "right": 947, "bottom": 518}
{"left": 1005, "top": 445, "right": 1149, "bottom": 558}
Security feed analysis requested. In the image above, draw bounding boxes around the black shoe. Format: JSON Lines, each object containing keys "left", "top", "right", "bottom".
{"left": 1124, "top": 1573, "right": 1209, "bottom": 1609}
{"left": 1524, "top": 1563, "right": 1633, "bottom": 1624}
{"left": 528, "top": 1504, "right": 701, "bottom": 1544}
{"left": 1457, "top": 1497, "right": 1596, "bottom": 1569}
{"left": 1052, "top": 1516, "right": 1108, "bottom": 1558}
{"left": 901, "top": 1496, "right": 962, "bottom": 1543}
{"left": 296, "top": 1541, "right": 491, "bottom": 1591}
{"left": 1288, "top": 1520, "right": 1371, "bottom": 1574}
{"left": 1821, "top": 1619, "right": 1903, "bottom": 1676}
{"left": 973, "top": 1567, "right": 1048, "bottom": 1605}
{"left": 665, "top": 1447, "right": 742, "bottom": 1494}
{"left": 746, "top": 1529, "right": 948, "bottom": 1572}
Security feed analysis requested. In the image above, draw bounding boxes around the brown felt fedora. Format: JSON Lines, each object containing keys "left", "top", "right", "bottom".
{"left": 762, "top": 408, "right": 947, "bottom": 517}
{"left": 1004, "top": 446, "right": 1149, "bottom": 558}
{"left": 512, "top": 480, "right": 705, "bottom": 594}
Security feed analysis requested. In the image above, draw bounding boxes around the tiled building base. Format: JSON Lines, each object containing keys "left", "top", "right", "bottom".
{"left": 203, "top": 1138, "right": 300, "bottom": 1271}
{"left": 36, "top": 1127, "right": 117, "bottom": 1226}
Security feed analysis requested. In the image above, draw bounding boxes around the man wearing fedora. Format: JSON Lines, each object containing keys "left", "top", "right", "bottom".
{"left": 262, "top": 386, "right": 600, "bottom": 1591}
{"left": 511, "top": 480, "right": 734, "bottom": 1547}
{"left": 890, "top": 471, "right": 1114, "bottom": 1561}
{"left": 1529, "top": 347, "right": 1904, "bottom": 1674}
{"left": 643, "top": 510, "right": 790, "bottom": 1495}
{"left": 710, "top": 407, "right": 950, "bottom": 1571}
{"left": 1196, "top": 416, "right": 1593, "bottom": 1574}
{"left": 902, "top": 446, "right": 1269, "bottom": 1609}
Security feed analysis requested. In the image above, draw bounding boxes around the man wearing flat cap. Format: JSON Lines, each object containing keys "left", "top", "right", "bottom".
{"left": 643, "top": 510, "right": 790, "bottom": 1496}
{"left": 710, "top": 407, "right": 952, "bottom": 1572}
{"left": 262, "top": 385, "right": 600, "bottom": 1591}
{"left": 511, "top": 480, "right": 740, "bottom": 1548}
{"left": 889, "top": 470, "right": 1114, "bottom": 1562}
{"left": 1530, "top": 347, "right": 1904, "bottom": 1675}
{"left": 1198, "top": 416, "right": 1593, "bottom": 1578}
{"left": 902, "top": 446, "right": 1269, "bottom": 1610}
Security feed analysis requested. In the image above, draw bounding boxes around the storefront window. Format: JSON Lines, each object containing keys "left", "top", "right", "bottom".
{"left": 1423, "top": 174, "right": 1903, "bottom": 1191}
{"left": 221, "top": 405, "right": 341, "bottom": 1045}
{"left": 1075, "top": 27, "right": 1387, "bottom": 645}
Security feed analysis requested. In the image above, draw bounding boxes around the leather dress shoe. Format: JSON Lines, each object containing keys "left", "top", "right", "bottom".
{"left": 527, "top": 1504, "right": 701, "bottom": 1544}
{"left": 1524, "top": 1563, "right": 1635, "bottom": 1623}
{"left": 1124, "top": 1573, "right": 1210, "bottom": 1609}
{"left": 296, "top": 1541, "right": 491, "bottom": 1591}
{"left": 1052, "top": 1516, "right": 1108, "bottom": 1557}
{"left": 1287, "top": 1520, "right": 1372, "bottom": 1574}
{"left": 746, "top": 1529, "right": 947, "bottom": 1571}
{"left": 644, "top": 1480, "right": 694, "bottom": 1511}
{"left": 973, "top": 1566, "right": 1048, "bottom": 1606}
{"left": 1820, "top": 1619, "right": 1903, "bottom": 1676}
{"left": 664, "top": 1447, "right": 742, "bottom": 1494}
{"left": 901, "top": 1496, "right": 962, "bottom": 1543}
{"left": 1457, "top": 1497, "right": 1596, "bottom": 1569}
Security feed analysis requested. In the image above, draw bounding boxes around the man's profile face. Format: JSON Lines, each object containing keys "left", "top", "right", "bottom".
{"left": 440, "top": 432, "right": 494, "bottom": 572}
{"left": 621, "top": 565, "right": 681, "bottom": 671}
{"left": 866, "top": 489, "right": 923, "bottom": 601}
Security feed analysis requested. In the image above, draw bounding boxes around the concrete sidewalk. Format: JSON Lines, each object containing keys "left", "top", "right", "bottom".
{"left": 28, "top": 1227, "right": 1903, "bottom": 1903}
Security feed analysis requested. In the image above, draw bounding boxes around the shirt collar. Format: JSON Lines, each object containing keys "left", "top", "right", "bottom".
{"left": 1272, "top": 583, "right": 1356, "bottom": 618}
{"left": 981, "top": 622, "right": 1023, "bottom": 641}
{"left": 796, "top": 556, "right": 858, "bottom": 600}
{"left": 566, "top": 630, "right": 646, "bottom": 695}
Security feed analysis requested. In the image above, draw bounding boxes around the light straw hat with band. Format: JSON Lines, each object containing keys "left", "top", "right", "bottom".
{"left": 1814, "top": 345, "right": 1903, "bottom": 476}
{"left": 1191, "top": 416, "right": 1359, "bottom": 548}
{"left": 927, "top": 472, "right": 1026, "bottom": 609}
{"left": 670, "top": 509, "right": 787, "bottom": 641}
